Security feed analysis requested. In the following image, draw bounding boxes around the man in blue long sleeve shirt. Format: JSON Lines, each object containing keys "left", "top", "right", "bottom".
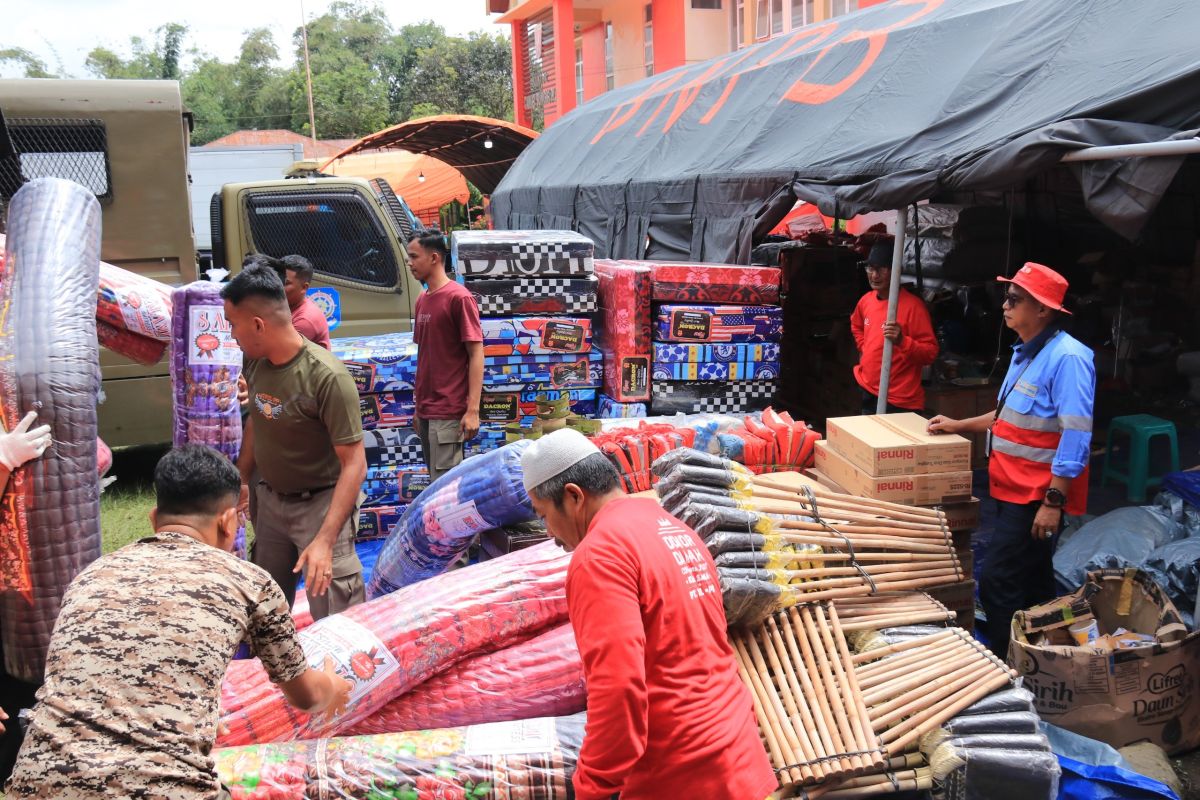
{"left": 929, "top": 263, "right": 1095, "bottom": 658}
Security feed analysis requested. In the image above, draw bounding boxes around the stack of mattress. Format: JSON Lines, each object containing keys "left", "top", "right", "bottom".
{"left": 330, "top": 332, "right": 429, "bottom": 537}
{"left": 646, "top": 263, "right": 783, "bottom": 415}
{"left": 451, "top": 231, "right": 600, "bottom": 454}
{"left": 594, "top": 260, "right": 652, "bottom": 417}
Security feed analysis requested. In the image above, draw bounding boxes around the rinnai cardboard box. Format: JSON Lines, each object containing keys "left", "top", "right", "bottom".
{"left": 826, "top": 413, "right": 971, "bottom": 477}
{"left": 938, "top": 497, "right": 981, "bottom": 533}
{"left": 814, "top": 440, "right": 972, "bottom": 505}
{"left": 1010, "top": 569, "right": 1200, "bottom": 755}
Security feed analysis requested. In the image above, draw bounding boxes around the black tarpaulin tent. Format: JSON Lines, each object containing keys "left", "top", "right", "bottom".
{"left": 491, "top": 0, "right": 1200, "bottom": 263}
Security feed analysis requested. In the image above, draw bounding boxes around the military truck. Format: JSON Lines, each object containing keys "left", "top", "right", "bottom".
{"left": 0, "top": 79, "right": 426, "bottom": 447}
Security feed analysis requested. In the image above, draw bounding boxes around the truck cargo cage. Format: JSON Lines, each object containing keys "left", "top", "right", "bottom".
{"left": 0, "top": 115, "right": 112, "bottom": 200}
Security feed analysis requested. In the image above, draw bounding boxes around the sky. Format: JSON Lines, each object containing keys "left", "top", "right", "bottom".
{"left": 2, "top": 0, "right": 503, "bottom": 79}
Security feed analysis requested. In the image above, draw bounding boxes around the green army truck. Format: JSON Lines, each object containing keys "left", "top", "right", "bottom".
{"left": 0, "top": 78, "right": 426, "bottom": 447}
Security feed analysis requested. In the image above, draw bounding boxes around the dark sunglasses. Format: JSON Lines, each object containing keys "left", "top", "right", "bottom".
{"left": 1002, "top": 291, "right": 1026, "bottom": 307}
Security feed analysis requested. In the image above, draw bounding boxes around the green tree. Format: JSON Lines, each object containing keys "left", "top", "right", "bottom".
{"left": 84, "top": 23, "right": 190, "bottom": 80}
{"left": 0, "top": 47, "right": 57, "bottom": 78}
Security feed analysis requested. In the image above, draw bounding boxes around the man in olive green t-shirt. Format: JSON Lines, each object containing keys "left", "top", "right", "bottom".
{"left": 222, "top": 264, "right": 367, "bottom": 620}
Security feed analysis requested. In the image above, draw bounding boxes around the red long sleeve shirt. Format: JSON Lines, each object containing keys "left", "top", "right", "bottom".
{"left": 566, "top": 496, "right": 777, "bottom": 800}
{"left": 850, "top": 289, "right": 939, "bottom": 411}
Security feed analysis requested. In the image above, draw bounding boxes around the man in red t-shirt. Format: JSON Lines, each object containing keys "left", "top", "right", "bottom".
{"left": 850, "top": 241, "right": 938, "bottom": 413}
{"left": 406, "top": 229, "right": 483, "bottom": 481}
{"left": 521, "top": 430, "right": 778, "bottom": 800}
{"left": 279, "top": 255, "right": 332, "bottom": 350}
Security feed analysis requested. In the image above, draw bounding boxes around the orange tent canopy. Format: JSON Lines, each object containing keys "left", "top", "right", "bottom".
{"left": 324, "top": 151, "right": 469, "bottom": 217}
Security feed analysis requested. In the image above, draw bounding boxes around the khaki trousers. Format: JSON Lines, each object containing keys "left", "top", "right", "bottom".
{"left": 415, "top": 417, "right": 465, "bottom": 483}
{"left": 252, "top": 482, "right": 364, "bottom": 621}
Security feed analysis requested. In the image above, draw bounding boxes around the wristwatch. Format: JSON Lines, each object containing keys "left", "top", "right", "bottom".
{"left": 1043, "top": 488, "right": 1067, "bottom": 509}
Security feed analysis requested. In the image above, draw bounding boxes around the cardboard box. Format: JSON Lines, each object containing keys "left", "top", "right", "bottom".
{"left": 1010, "top": 569, "right": 1200, "bottom": 755}
{"left": 937, "top": 497, "right": 981, "bottom": 533}
{"left": 826, "top": 413, "right": 971, "bottom": 476}
{"left": 925, "top": 579, "right": 976, "bottom": 632}
{"left": 814, "top": 441, "right": 973, "bottom": 505}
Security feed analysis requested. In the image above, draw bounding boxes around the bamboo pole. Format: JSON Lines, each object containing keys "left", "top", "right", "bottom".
{"left": 749, "top": 498, "right": 948, "bottom": 536}
{"left": 751, "top": 474, "right": 944, "bottom": 520}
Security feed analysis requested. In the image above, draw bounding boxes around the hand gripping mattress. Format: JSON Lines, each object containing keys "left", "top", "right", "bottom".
{"left": 215, "top": 713, "right": 585, "bottom": 800}
{"left": 170, "top": 282, "right": 243, "bottom": 461}
{"left": 452, "top": 229, "right": 594, "bottom": 278}
{"left": 0, "top": 178, "right": 103, "bottom": 684}
{"left": 217, "top": 541, "right": 568, "bottom": 745}
{"left": 344, "top": 623, "right": 584, "bottom": 735}
{"left": 368, "top": 439, "right": 538, "bottom": 596}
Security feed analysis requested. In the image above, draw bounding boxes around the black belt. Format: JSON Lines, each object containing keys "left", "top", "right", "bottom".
{"left": 261, "top": 481, "right": 336, "bottom": 500}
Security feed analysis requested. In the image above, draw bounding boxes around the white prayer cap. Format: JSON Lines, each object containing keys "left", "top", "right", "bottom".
{"left": 521, "top": 428, "right": 602, "bottom": 495}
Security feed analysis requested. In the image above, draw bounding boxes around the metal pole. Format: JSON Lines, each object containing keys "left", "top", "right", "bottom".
{"left": 1060, "top": 137, "right": 1200, "bottom": 162}
{"left": 876, "top": 205, "right": 909, "bottom": 414}
{"left": 301, "top": 0, "right": 318, "bottom": 144}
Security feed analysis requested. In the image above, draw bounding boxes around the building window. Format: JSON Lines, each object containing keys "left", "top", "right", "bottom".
{"left": 575, "top": 37, "right": 584, "bottom": 105}
{"left": 756, "top": 0, "right": 783, "bottom": 38}
{"left": 789, "top": 0, "right": 813, "bottom": 28}
{"left": 604, "top": 22, "right": 615, "bottom": 90}
{"left": 692, "top": 0, "right": 722, "bottom": 8}
{"left": 828, "top": 0, "right": 857, "bottom": 17}
{"left": 644, "top": 4, "right": 654, "bottom": 77}
{"left": 732, "top": 0, "right": 745, "bottom": 49}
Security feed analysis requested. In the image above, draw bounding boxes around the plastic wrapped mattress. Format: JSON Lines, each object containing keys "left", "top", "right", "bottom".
{"left": 331, "top": 332, "right": 418, "bottom": 393}
{"left": 452, "top": 229, "right": 594, "bottom": 278}
{"left": 468, "top": 276, "right": 598, "bottom": 316}
{"left": 345, "top": 623, "right": 584, "bottom": 735}
{"left": 170, "top": 281, "right": 243, "bottom": 461}
{"left": 647, "top": 262, "right": 781, "bottom": 305}
{"left": 481, "top": 316, "right": 593, "bottom": 357}
{"left": 595, "top": 259, "right": 653, "bottom": 402}
{"left": 653, "top": 304, "right": 783, "bottom": 343}
{"left": 216, "top": 713, "right": 585, "bottom": 800}
{"left": 368, "top": 440, "right": 538, "bottom": 596}
{"left": 0, "top": 178, "right": 103, "bottom": 683}
{"left": 651, "top": 379, "right": 775, "bottom": 414}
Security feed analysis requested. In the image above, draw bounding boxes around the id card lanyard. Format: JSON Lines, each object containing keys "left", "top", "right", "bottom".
{"left": 986, "top": 330, "right": 1060, "bottom": 457}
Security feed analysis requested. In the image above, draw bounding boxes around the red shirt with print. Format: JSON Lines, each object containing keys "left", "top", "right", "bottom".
{"left": 850, "top": 288, "right": 938, "bottom": 410}
{"left": 567, "top": 495, "right": 777, "bottom": 800}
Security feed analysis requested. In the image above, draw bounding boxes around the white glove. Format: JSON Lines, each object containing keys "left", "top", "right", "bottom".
{"left": 0, "top": 411, "right": 52, "bottom": 471}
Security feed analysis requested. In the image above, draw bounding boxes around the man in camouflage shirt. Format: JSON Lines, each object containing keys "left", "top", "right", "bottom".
{"left": 4, "top": 445, "right": 352, "bottom": 799}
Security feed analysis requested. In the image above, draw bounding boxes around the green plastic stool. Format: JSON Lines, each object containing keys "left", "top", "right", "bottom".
{"left": 1101, "top": 414, "right": 1180, "bottom": 503}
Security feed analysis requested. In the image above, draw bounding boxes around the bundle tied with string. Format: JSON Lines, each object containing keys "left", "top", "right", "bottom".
{"left": 652, "top": 448, "right": 962, "bottom": 626}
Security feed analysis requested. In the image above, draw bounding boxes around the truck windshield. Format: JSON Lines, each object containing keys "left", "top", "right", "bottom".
{"left": 245, "top": 190, "right": 398, "bottom": 287}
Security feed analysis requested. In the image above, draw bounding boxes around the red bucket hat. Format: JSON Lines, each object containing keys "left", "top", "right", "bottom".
{"left": 997, "top": 262, "right": 1071, "bottom": 315}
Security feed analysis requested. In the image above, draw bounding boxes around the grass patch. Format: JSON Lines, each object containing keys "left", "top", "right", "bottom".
{"left": 100, "top": 447, "right": 163, "bottom": 553}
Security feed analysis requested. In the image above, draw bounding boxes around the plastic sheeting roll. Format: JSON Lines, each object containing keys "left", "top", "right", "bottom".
{"left": 216, "top": 713, "right": 585, "bottom": 800}
{"left": 217, "top": 541, "right": 569, "bottom": 746}
{"left": 345, "top": 623, "right": 584, "bottom": 736}
{"left": 368, "top": 440, "right": 537, "bottom": 597}
{"left": 0, "top": 177, "right": 102, "bottom": 683}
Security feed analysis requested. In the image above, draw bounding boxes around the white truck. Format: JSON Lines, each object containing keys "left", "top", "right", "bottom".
{"left": 188, "top": 143, "right": 304, "bottom": 271}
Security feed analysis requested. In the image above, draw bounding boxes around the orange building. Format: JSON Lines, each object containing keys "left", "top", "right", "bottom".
{"left": 489, "top": 0, "right": 888, "bottom": 128}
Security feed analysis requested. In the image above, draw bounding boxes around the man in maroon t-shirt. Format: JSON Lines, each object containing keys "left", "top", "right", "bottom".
{"left": 406, "top": 229, "right": 483, "bottom": 482}
{"left": 522, "top": 430, "right": 778, "bottom": 800}
{"left": 279, "top": 255, "right": 332, "bottom": 350}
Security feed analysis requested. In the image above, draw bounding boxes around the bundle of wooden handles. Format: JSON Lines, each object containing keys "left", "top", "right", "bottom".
{"left": 732, "top": 601, "right": 1016, "bottom": 797}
